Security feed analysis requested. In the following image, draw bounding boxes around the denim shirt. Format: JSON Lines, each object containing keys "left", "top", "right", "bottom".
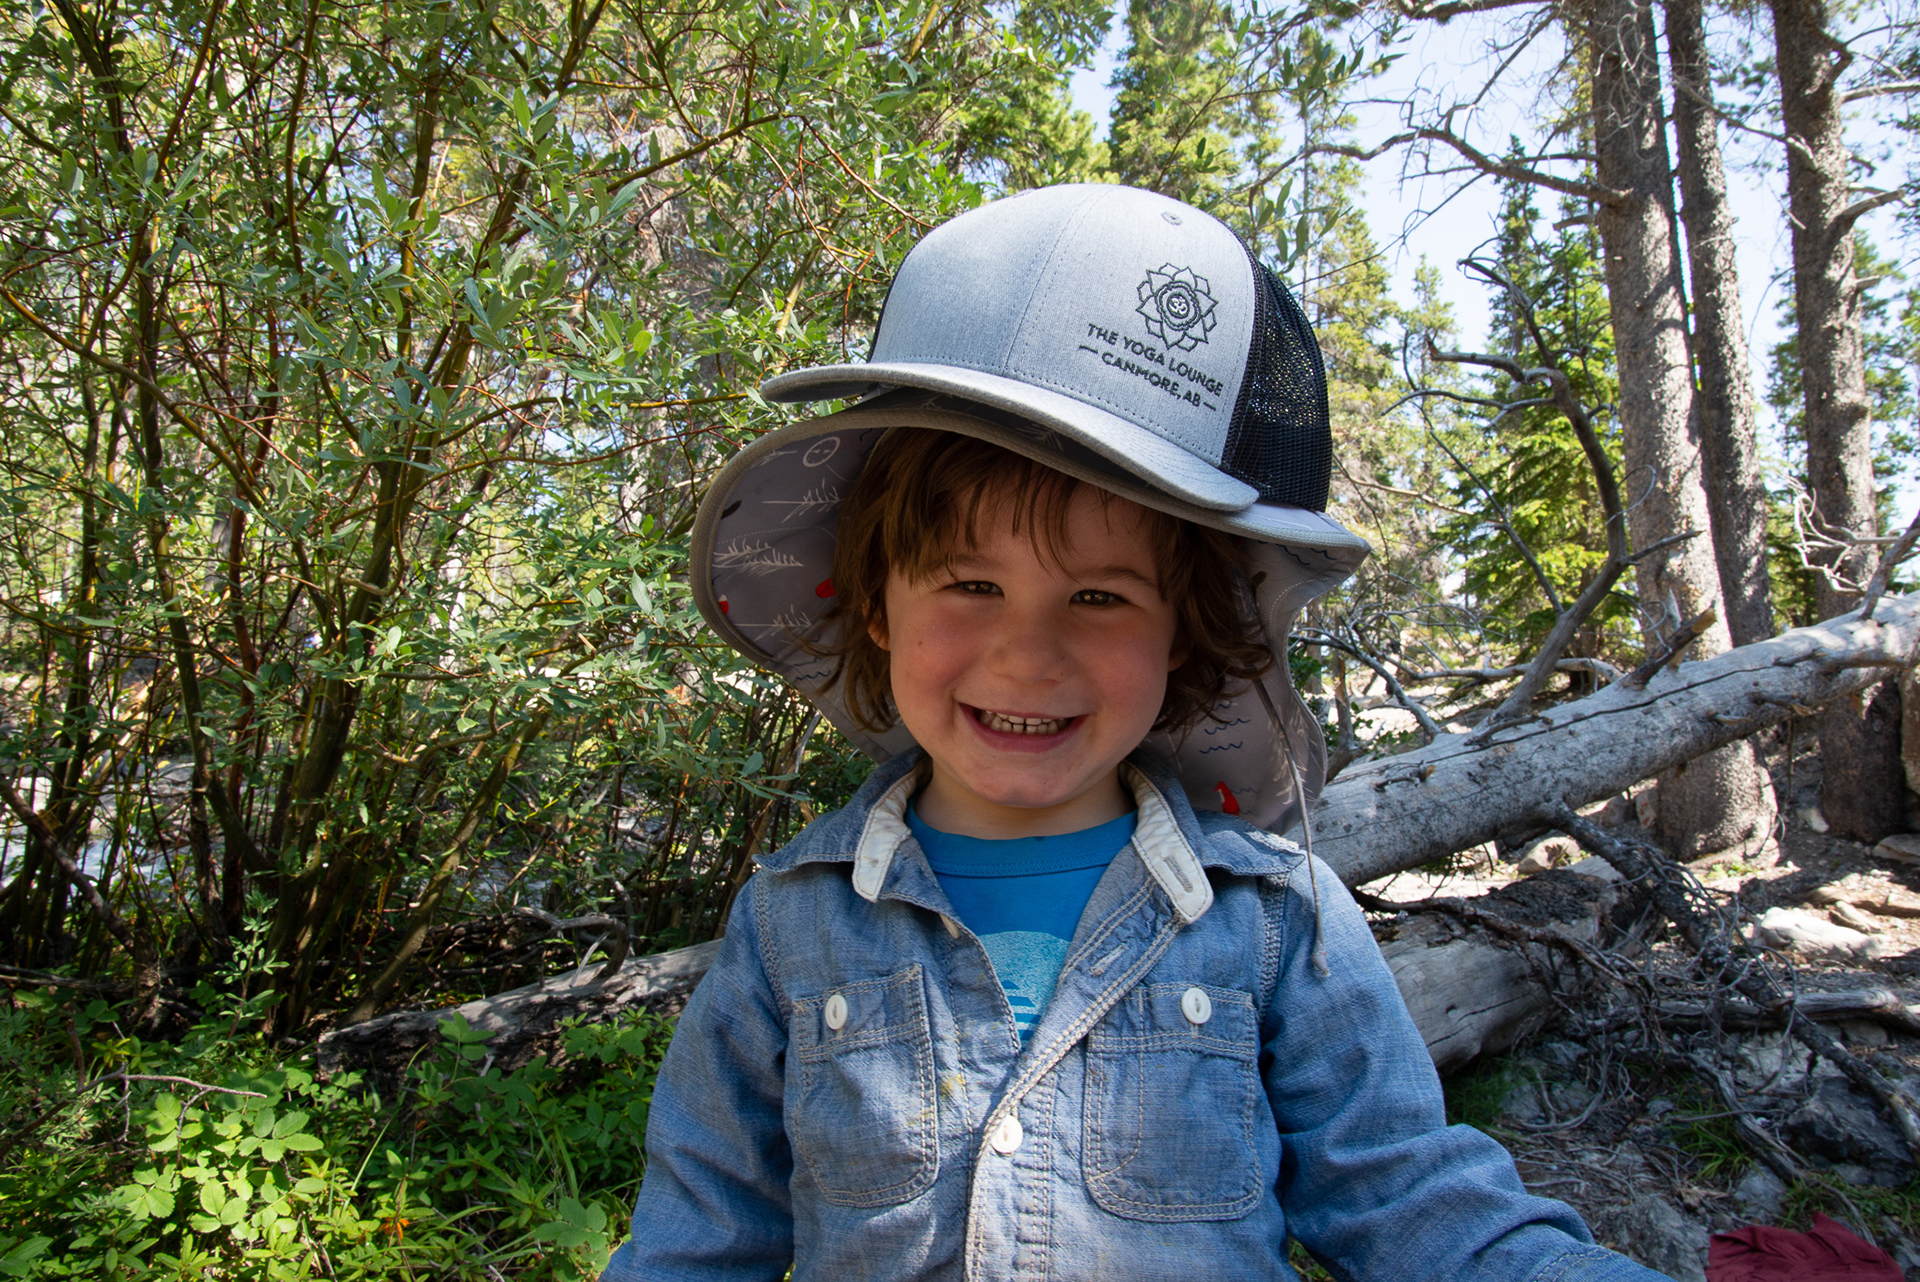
{"left": 603, "top": 751, "right": 1664, "bottom": 1282}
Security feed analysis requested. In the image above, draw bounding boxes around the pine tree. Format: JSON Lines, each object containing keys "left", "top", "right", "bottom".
{"left": 1440, "top": 174, "right": 1625, "bottom": 667}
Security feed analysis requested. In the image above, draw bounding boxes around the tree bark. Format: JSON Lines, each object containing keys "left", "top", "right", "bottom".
{"left": 1821, "top": 678, "right": 1907, "bottom": 841}
{"left": 1309, "top": 594, "right": 1920, "bottom": 886}
{"left": 1666, "top": 0, "right": 1774, "bottom": 649}
{"left": 1583, "top": 0, "right": 1772, "bottom": 857}
{"left": 1773, "top": 0, "right": 1878, "bottom": 616}
{"left": 1771, "top": 0, "right": 1898, "bottom": 840}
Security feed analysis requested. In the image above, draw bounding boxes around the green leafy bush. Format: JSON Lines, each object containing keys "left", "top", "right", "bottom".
{"left": 0, "top": 986, "right": 671, "bottom": 1279}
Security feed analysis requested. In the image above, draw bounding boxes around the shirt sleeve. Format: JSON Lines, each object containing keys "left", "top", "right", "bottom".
{"left": 1261, "top": 857, "right": 1669, "bottom": 1282}
{"left": 601, "top": 877, "right": 793, "bottom": 1282}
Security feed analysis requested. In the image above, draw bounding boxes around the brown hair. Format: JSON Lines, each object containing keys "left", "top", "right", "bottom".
{"left": 812, "top": 429, "right": 1273, "bottom": 734}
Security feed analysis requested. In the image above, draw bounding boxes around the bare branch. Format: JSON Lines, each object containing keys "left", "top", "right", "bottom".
{"left": 1840, "top": 80, "right": 1920, "bottom": 103}
{"left": 1391, "top": 0, "right": 1539, "bottom": 18}
{"left": 1427, "top": 342, "right": 1530, "bottom": 384}
{"left": 1624, "top": 605, "right": 1717, "bottom": 688}
{"left": 1546, "top": 805, "right": 1920, "bottom": 1168}
{"left": 1412, "top": 123, "right": 1627, "bottom": 206}
{"left": 1835, "top": 186, "right": 1909, "bottom": 235}
{"left": 1459, "top": 258, "right": 1556, "bottom": 366}
{"left": 1417, "top": 407, "right": 1566, "bottom": 614}
{"left": 1298, "top": 628, "right": 1445, "bottom": 742}
{"left": 1471, "top": 360, "right": 1630, "bottom": 736}
{"left": 1860, "top": 506, "right": 1920, "bottom": 622}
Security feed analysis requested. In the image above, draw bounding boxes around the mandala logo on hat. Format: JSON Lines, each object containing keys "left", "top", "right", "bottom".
{"left": 1136, "top": 264, "right": 1217, "bottom": 351}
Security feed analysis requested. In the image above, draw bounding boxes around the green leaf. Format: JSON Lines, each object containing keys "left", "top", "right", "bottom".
{"left": 0, "top": 1237, "right": 52, "bottom": 1279}
{"left": 438, "top": 1014, "right": 494, "bottom": 1044}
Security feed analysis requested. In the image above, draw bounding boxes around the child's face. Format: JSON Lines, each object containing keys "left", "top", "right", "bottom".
{"left": 872, "top": 486, "right": 1187, "bottom": 838}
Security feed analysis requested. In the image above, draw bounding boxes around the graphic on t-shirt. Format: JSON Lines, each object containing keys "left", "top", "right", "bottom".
{"left": 978, "top": 932, "right": 1072, "bottom": 1039}
{"left": 907, "top": 804, "right": 1134, "bottom": 1044}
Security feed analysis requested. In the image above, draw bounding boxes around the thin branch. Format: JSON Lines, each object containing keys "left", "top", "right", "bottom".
{"left": 1623, "top": 606, "right": 1718, "bottom": 688}
{"left": 1416, "top": 405, "right": 1565, "bottom": 615}
{"left": 1835, "top": 186, "right": 1910, "bottom": 235}
{"left": 0, "top": 770, "right": 141, "bottom": 960}
{"left": 1840, "top": 80, "right": 1920, "bottom": 103}
{"left": 1297, "top": 629, "right": 1444, "bottom": 741}
{"left": 1411, "top": 121, "right": 1627, "bottom": 207}
{"left": 1860, "top": 505, "right": 1920, "bottom": 622}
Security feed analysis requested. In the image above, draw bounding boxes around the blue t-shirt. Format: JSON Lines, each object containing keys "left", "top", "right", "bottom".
{"left": 907, "top": 805, "right": 1136, "bottom": 1042}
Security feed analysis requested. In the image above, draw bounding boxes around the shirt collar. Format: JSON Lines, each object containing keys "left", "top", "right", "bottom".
{"left": 755, "top": 747, "right": 1307, "bottom": 923}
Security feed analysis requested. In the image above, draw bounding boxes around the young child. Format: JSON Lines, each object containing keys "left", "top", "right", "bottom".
{"left": 602, "top": 185, "right": 1665, "bottom": 1281}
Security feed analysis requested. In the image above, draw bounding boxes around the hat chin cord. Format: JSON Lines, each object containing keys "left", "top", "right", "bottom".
{"left": 1289, "top": 757, "right": 1331, "bottom": 979}
{"left": 1251, "top": 673, "right": 1330, "bottom": 979}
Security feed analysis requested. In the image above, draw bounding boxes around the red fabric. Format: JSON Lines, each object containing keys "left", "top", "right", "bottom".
{"left": 1707, "top": 1214, "right": 1903, "bottom": 1281}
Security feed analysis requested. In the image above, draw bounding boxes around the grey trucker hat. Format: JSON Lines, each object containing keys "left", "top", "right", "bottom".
{"left": 690, "top": 184, "right": 1370, "bottom": 835}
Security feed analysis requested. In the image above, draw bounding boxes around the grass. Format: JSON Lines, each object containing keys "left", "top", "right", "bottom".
{"left": 1443, "top": 1057, "right": 1521, "bottom": 1130}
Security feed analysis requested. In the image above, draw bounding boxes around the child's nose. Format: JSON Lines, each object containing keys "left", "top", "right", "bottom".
{"left": 985, "top": 605, "right": 1072, "bottom": 682}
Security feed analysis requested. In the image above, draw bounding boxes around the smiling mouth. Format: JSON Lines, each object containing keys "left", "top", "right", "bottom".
{"left": 973, "top": 707, "right": 1074, "bottom": 736}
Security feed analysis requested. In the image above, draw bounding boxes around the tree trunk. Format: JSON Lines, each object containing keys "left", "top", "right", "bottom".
{"left": 1584, "top": 0, "right": 1771, "bottom": 857}
{"left": 1771, "top": 0, "right": 1895, "bottom": 839}
{"left": 1665, "top": 0, "right": 1774, "bottom": 649}
{"left": 1773, "top": 0, "right": 1877, "bottom": 614}
{"left": 1822, "top": 678, "right": 1907, "bottom": 842}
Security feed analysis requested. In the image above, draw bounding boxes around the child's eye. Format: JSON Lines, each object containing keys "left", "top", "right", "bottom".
{"left": 1072, "top": 589, "right": 1122, "bottom": 606}
{"left": 951, "top": 580, "right": 1000, "bottom": 596}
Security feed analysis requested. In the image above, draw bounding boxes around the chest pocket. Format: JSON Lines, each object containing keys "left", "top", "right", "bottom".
{"left": 788, "top": 964, "right": 939, "bottom": 1207}
{"left": 1083, "top": 982, "right": 1270, "bottom": 1221}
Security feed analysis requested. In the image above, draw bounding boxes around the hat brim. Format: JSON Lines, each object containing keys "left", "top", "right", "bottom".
{"left": 692, "top": 395, "right": 1368, "bottom": 675}
{"left": 690, "top": 397, "right": 1369, "bottom": 833}
{"left": 763, "top": 361, "right": 1262, "bottom": 513}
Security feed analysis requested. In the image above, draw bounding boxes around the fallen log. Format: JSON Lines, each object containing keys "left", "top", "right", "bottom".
{"left": 317, "top": 938, "right": 719, "bottom": 1076}
{"left": 321, "top": 872, "right": 1638, "bottom": 1078}
{"left": 1655, "top": 987, "right": 1920, "bottom": 1038}
{"left": 1314, "top": 596, "right": 1920, "bottom": 886}
{"left": 319, "top": 597, "right": 1920, "bottom": 1077}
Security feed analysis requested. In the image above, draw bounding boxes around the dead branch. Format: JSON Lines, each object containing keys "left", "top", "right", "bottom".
{"left": 1656, "top": 987, "right": 1920, "bottom": 1038}
{"left": 1312, "top": 597, "right": 1920, "bottom": 887}
{"left": 1397, "top": 658, "right": 1624, "bottom": 685}
{"left": 1544, "top": 802, "right": 1920, "bottom": 1168}
{"left": 1840, "top": 80, "right": 1920, "bottom": 102}
{"left": 1298, "top": 628, "right": 1443, "bottom": 742}
{"left": 1419, "top": 258, "right": 1648, "bottom": 741}
{"left": 1860, "top": 505, "right": 1920, "bottom": 621}
{"left": 512, "top": 907, "right": 630, "bottom": 982}
{"left": 1624, "top": 606, "right": 1718, "bottom": 688}
{"left": 1677, "top": 1051, "right": 1806, "bottom": 1183}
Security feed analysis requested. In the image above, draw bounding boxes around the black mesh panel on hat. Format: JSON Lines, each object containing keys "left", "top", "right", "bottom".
{"left": 1221, "top": 259, "right": 1332, "bottom": 512}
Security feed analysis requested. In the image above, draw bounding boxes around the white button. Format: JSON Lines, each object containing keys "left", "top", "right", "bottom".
{"left": 824, "top": 993, "right": 848, "bottom": 1031}
{"left": 941, "top": 914, "right": 961, "bottom": 939}
{"left": 1181, "top": 986, "right": 1212, "bottom": 1026}
{"left": 989, "top": 1114, "right": 1023, "bottom": 1155}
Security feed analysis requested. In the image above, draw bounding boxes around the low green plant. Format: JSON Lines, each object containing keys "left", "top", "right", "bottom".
{"left": 1443, "top": 1056, "right": 1520, "bottom": 1131}
{"left": 1665, "top": 1108, "right": 1748, "bottom": 1182}
{"left": 1780, "top": 1171, "right": 1920, "bottom": 1242}
{"left": 0, "top": 975, "right": 671, "bottom": 1279}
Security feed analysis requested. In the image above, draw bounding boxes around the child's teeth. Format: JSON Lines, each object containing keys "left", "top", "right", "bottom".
{"left": 979, "top": 710, "right": 1068, "bottom": 735}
